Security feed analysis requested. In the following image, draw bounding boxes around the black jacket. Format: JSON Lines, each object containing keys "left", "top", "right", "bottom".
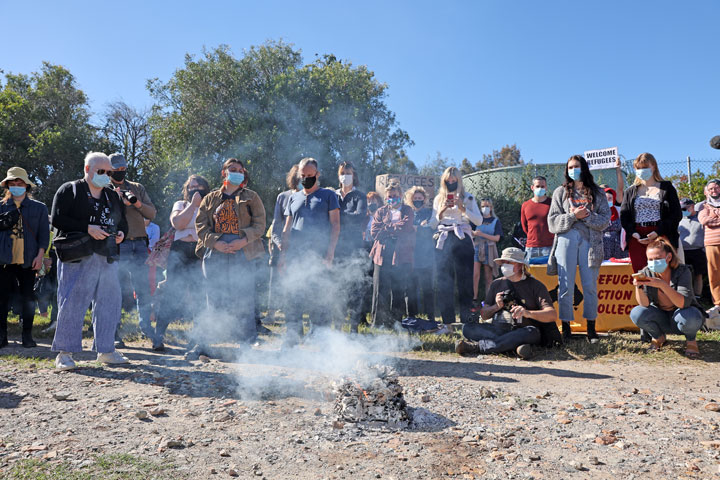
{"left": 620, "top": 181, "right": 681, "bottom": 249}
{"left": 335, "top": 188, "right": 367, "bottom": 256}
{"left": 0, "top": 196, "right": 50, "bottom": 267}
{"left": 50, "top": 179, "right": 128, "bottom": 254}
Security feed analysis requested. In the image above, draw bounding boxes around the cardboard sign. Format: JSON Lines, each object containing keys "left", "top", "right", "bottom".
{"left": 529, "top": 263, "right": 639, "bottom": 332}
{"left": 375, "top": 174, "right": 437, "bottom": 200}
{"left": 584, "top": 146, "right": 618, "bottom": 171}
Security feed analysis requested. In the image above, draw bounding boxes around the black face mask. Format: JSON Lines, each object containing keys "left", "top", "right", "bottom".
{"left": 368, "top": 203, "right": 379, "bottom": 213}
{"left": 111, "top": 170, "right": 126, "bottom": 182}
{"left": 188, "top": 189, "right": 207, "bottom": 199}
{"left": 445, "top": 181, "right": 458, "bottom": 192}
{"left": 301, "top": 176, "right": 317, "bottom": 189}
{"left": 413, "top": 200, "right": 424, "bottom": 209}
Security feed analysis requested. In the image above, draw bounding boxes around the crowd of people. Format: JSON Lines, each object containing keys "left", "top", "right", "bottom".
{"left": 0, "top": 150, "right": 716, "bottom": 370}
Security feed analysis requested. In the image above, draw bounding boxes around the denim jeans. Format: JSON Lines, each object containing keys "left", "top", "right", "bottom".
{"left": 462, "top": 320, "right": 541, "bottom": 354}
{"left": 525, "top": 246, "right": 551, "bottom": 262}
{"left": 117, "top": 239, "right": 152, "bottom": 336}
{"left": 630, "top": 305, "right": 704, "bottom": 341}
{"left": 555, "top": 229, "right": 599, "bottom": 321}
{"left": 52, "top": 254, "right": 121, "bottom": 354}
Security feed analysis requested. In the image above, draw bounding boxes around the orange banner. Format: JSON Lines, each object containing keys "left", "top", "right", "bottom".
{"left": 529, "top": 263, "right": 639, "bottom": 332}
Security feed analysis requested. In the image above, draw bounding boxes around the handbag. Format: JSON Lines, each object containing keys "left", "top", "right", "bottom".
{"left": 146, "top": 228, "right": 175, "bottom": 269}
{"left": 54, "top": 232, "right": 93, "bottom": 262}
{"left": 0, "top": 209, "right": 19, "bottom": 231}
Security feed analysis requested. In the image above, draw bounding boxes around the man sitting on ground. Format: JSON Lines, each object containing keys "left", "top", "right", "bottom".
{"left": 455, "top": 247, "right": 561, "bottom": 359}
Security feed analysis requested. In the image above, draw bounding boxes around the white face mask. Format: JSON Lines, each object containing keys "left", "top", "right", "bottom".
{"left": 500, "top": 264, "right": 516, "bottom": 278}
{"left": 340, "top": 174, "right": 353, "bottom": 187}
{"left": 481, "top": 207, "right": 491, "bottom": 216}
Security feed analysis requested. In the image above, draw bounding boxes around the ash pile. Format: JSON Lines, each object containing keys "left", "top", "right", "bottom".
{"left": 333, "top": 364, "right": 410, "bottom": 428}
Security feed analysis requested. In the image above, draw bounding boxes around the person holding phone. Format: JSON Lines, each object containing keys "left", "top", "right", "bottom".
{"left": 630, "top": 237, "right": 703, "bottom": 358}
{"left": 620, "top": 153, "right": 682, "bottom": 273}
{"left": 429, "top": 167, "right": 483, "bottom": 324}
{"left": 547, "top": 155, "right": 611, "bottom": 343}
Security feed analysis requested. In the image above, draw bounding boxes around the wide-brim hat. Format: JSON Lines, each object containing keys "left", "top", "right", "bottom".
{"left": 493, "top": 247, "right": 528, "bottom": 265}
{"left": 1, "top": 167, "right": 35, "bottom": 188}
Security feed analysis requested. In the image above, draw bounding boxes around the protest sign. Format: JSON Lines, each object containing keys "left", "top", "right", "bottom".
{"left": 375, "top": 174, "right": 437, "bottom": 199}
{"left": 584, "top": 146, "right": 618, "bottom": 171}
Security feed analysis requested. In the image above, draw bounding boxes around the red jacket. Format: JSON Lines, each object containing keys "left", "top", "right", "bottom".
{"left": 370, "top": 204, "right": 415, "bottom": 266}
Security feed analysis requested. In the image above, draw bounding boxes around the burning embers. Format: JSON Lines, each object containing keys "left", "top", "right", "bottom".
{"left": 333, "top": 364, "right": 410, "bottom": 428}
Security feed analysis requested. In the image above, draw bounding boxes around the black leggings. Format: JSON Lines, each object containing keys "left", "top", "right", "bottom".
{"left": 0, "top": 264, "right": 37, "bottom": 335}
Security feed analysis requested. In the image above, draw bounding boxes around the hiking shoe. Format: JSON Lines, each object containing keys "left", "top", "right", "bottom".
{"left": 707, "top": 305, "right": 720, "bottom": 318}
{"left": 114, "top": 339, "right": 126, "bottom": 349}
{"left": 455, "top": 340, "right": 480, "bottom": 356}
{"left": 97, "top": 351, "right": 130, "bottom": 364}
{"left": 561, "top": 322, "right": 572, "bottom": 341}
{"left": 152, "top": 341, "right": 165, "bottom": 352}
{"left": 55, "top": 352, "right": 76, "bottom": 371}
{"left": 516, "top": 344, "right": 534, "bottom": 360}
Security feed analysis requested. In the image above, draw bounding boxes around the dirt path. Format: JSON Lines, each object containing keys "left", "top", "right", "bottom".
{"left": 1, "top": 337, "right": 719, "bottom": 479}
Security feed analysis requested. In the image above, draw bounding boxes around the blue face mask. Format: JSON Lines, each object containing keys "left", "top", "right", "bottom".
{"left": 682, "top": 210, "right": 691, "bottom": 217}
{"left": 8, "top": 186, "right": 26, "bottom": 197}
{"left": 647, "top": 258, "right": 668, "bottom": 274}
{"left": 386, "top": 197, "right": 401, "bottom": 206}
{"left": 567, "top": 167, "right": 580, "bottom": 181}
{"left": 91, "top": 173, "right": 110, "bottom": 188}
{"left": 534, "top": 187, "right": 546, "bottom": 197}
{"left": 636, "top": 168, "right": 653, "bottom": 181}
{"left": 226, "top": 171, "right": 245, "bottom": 186}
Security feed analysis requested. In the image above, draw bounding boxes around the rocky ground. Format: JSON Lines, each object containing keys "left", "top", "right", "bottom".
{"left": 1, "top": 332, "right": 720, "bottom": 479}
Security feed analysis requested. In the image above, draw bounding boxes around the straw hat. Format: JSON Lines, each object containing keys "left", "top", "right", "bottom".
{"left": 1, "top": 167, "right": 35, "bottom": 188}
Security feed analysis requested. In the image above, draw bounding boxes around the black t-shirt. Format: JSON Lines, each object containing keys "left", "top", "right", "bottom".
{"left": 87, "top": 191, "right": 118, "bottom": 256}
{"left": 485, "top": 275, "right": 553, "bottom": 327}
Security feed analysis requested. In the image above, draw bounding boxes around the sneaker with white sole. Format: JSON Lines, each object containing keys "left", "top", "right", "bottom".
{"left": 55, "top": 352, "right": 76, "bottom": 371}
{"left": 97, "top": 351, "right": 130, "bottom": 364}
{"left": 42, "top": 320, "right": 57, "bottom": 334}
{"left": 706, "top": 306, "right": 720, "bottom": 318}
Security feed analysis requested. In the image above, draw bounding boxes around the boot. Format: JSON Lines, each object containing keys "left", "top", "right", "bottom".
{"left": 586, "top": 320, "right": 599, "bottom": 344}
{"left": 22, "top": 330, "right": 37, "bottom": 348}
{"left": 0, "top": 318, "right": 7, "bottom": 348}
{"left": 561, "top": 321, "right": 572, "bottom": 341}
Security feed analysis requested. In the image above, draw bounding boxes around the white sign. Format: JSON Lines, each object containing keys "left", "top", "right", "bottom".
{"left": 584, "top": 146, "right": 618, "bottom": 171}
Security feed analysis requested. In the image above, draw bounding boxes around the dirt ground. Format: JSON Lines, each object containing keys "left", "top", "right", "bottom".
{"left": 1, "top": 333, "right": 720, "bottom": 480}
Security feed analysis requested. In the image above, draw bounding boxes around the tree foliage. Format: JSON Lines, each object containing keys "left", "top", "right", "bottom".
{"left": 147, "top": 41, "right": 415, "bottom": 220}
{"left": 101, "top": 101, "right": 152, "bottom": 180}
{"left": 0, "top": 62, "right": 104, "bottom": 205}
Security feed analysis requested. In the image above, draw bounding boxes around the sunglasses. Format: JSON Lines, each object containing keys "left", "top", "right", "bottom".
{"left": 95, "top": 169, "right": 114, "bottom": 175}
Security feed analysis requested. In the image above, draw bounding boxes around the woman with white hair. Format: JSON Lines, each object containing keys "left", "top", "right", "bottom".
{"left": 429, "top": 166, "right": 482, "bottom": 324}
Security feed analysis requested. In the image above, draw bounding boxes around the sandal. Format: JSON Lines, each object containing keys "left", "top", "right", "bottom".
{"left": 684, "top": 341, "right": 700, "bottom": 359}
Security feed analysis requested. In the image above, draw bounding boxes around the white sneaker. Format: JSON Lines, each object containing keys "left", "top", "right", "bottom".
{"left": 97, "top": 351, "right": 130, "bottom": 365}
{"left": 706, "top": 306, "right": 720, "bottom": 318}
{"left": 55, "top": 352, "right": 76, "bottom": 371}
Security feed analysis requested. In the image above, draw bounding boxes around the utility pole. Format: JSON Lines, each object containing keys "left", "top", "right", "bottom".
{"left": 687, "top": 156, "right": 692, "bottom": 185}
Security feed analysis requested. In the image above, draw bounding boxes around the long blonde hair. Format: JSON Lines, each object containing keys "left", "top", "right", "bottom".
{"left": 434, "top": 167, "right": 465, "bottom": 209}
{"left": 404, "top": 186, "right": 427, "bottom": 208}
{"left": 633, "top": 152, "right": 664, "bottom": 186}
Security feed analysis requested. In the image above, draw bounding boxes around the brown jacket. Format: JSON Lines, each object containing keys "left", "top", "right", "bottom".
{"left": 370, "top": 204, "right": 415, "bottom": 266}
{"left": 113, "top": 180, "right": 156, "bottom": 239}
{"left": 195, "top": 187, "right": 266, "bottom": 260}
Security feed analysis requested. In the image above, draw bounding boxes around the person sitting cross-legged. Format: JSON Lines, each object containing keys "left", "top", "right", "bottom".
{"left": 455, "top": 247, "right": 561, "bottom": 359}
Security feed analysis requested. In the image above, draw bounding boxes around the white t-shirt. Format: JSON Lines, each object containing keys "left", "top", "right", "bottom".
{"left": 172, "top": 200, "right": 198, "bottom": 242}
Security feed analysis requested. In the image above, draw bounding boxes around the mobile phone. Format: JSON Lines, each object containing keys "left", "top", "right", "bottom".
{"left": 631, "top": 272, "right": 649, "bottom": 282}
{"left": 447, "top": 193, "right": 455, "bottom": 203}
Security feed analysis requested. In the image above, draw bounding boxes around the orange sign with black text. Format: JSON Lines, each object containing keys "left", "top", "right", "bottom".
{"left": 529, "top": 263, "right": 639, "bottom": 332}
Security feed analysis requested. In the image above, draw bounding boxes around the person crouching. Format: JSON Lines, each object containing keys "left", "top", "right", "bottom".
{"left": 455, "top": 247, "right": 561, "bottom": 359}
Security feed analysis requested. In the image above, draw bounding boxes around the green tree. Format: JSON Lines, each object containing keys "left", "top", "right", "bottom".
{"left": 148, "top": 41, "right": 414, "bottom": 220}
{"left": 0, "top": 63, "right": 103, "bottom": 205}
{"left": 474, "top": 144, "right": 524, "bottom": 171}
{"left": 459, "top": 158, "right": 474, "bottom": 175}
{"left": 101, "top": 101, "right": 152, "bottom": 180}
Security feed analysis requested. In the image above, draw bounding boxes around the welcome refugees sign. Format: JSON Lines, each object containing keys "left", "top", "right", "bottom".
{"left": 584, "top": 146, "right": 618, "bottom": 171}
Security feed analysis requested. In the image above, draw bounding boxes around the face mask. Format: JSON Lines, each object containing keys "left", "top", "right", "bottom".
{"left": 647, "top": 258, "right": 668, "bottom": 274}
{"left": 188, "top": 189, "right": 206, "bottom": 199}
{"left": 608, "top": 200, "right": 614, "bottom": 208}
{"left": 368, "top": 203, "right": 379, "bottom": 213}
{"left": 386, "top": 197, "right": 401, "bottom": 207}
{"left": 534, "top": 188, "right": 546, "bottom": 197}
{"left": 712, "top": 194, "right": 720, "bottom": 201}
{"left": 226, "top": 171, "right": 245, "bottom": 186}
{"left": 412, "top": 200, "right": 424, "bottom": 209}
{"left": 500, "top": 264, "right": 516, "bottom": 278}
{"left": 682, "top": 210, "right": 691, "bottom": 217}
{"left": 301, "top": 176, "right": 316, "bottom": 189}
{"left": 481, "top": 207, "right": 491, "bottom": 216}
{"left": 91, "top": 173, "right": 110, "bottom": 188}
{"left": 445, "top": 181, "right": 458, "bottom": 192}
{"left": 111, "top": 170, "right": 126, "bottom": 182}
{"left": 636, "top": 168, "right": 653, "bottom": 181}
{"left": 340, "top": 174, "right": 353, "bottom": 186}
{"left": 567, "top": 167, "right": 580, "bottom": 181}
{"left": 8, "top": 186, "right": 25, "bottom": 197}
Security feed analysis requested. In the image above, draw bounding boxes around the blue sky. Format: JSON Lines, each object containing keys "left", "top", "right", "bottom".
{"left": 1, "top": 0, "right": 718, "bottom": 174}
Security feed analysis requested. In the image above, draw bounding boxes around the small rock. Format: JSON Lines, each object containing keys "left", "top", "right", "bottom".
{"left": 332, "top": 421, "right": 345, "bottom": 429}
{"left": 135, "top": 410, "right": 149, "bottom": 420}
{"left": 635, "top": 408, "right": 648, "bottom": 415}
{"left": 149, "top": 408, "right": 166, "bottom": 416}
{"left": 569, "top": 461, "right": 585, "bottom": 471}
{"left": 220, "top": 450, "right": 230, "bottom": 457}
{"left": 199, "top": 355, "right": 210, "bottom": 363}
{"left": 53, "top": 392, "right": 72, "bottom": 401}
{"left": 213, "top": 413, "right": 232, "bottom": 423}
{"left": 209, "top": 467, "right": 217, "bottom": 474}
{"left": 705, "top": 403, "right": 720, "bottom": 412}
{"left": 595, "top": 435, "right": 618, "bottom": 445}
{"left": 421, "top": 395, "right": 431, "bottom": 403}
{"left": 589, "top": 456, "right": 600, "bottom": 465}
{"left": 528, "top": 455, "right": 541, "bottom": 462}
{"left": 227, "top": 468, "right": 238, "bottom": 477}
{"left": 314, "top": 408, "right": 322, "bottom": 416}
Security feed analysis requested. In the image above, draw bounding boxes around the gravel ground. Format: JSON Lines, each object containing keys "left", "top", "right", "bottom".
{"left": 1, "top": 335, "right": 720, "bottom": 479}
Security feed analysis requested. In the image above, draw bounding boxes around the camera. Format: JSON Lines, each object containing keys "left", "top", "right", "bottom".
{"left": 121, "top": 190, "right": 138, "bottom": 204}
{"left": 499, "top": 290, "right": 523, "bottom": 311}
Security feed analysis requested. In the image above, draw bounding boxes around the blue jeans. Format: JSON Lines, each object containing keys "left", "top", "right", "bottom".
{"left": 462, "top": 321, "right": 541, "bottom": 354}
{"left": 525, "top": 246, "right": 551, "bottom": 262}
{"left": 117, "top": 239, "right": 152, "bottom": 336}
{"left": 52, "top": 254, "right": 121, "bottom": 353}
{"left": 555, "top": 229, "right": 599, "bottom": 321}
{"left": 630, "top": 305, "right": 703, "bottom": 341}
